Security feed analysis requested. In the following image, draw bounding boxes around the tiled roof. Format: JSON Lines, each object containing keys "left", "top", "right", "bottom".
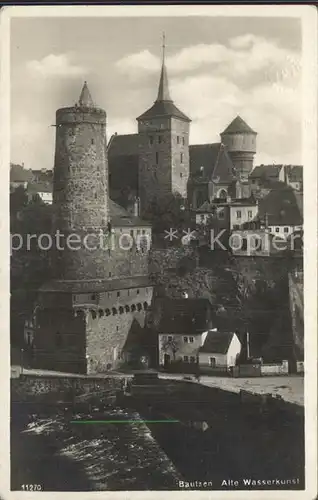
{"left": 10, "top": 164, "right": 33, "bottom": 183}
{"left": 249, "top": 165, "right": 283, "bottom": 179}
{"left": 221, "top": 115, "right": 256, "bottom": 135}
{"left": 156, "top": 298, "right": 212, "bottom": 334}
{"left": 108, "top": 134, "right": 139, "bottom": 157}
{"left": 199, "top": 330, "right": 236, "bottom": 354}
{"left": 285, "top": 165, "right": 303, "bottom": 182}
{"left": 39, "top": 275, "right": 151, "bottom": 293}
{"left": 258, "top": 184, "right": 303, "bottom": 226}
{"left": 189, "top": 143, "right": 235, "bottom": 183}
{"left": 78, "top": 81, "right": 94, "bottom": 107}
{"left": 137, "top": 100, "right": 190, "bottom": 122}
{"left": 28, "top": 182, "right": 53, "bottom": 194}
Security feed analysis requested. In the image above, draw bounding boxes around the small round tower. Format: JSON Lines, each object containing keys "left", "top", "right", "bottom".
{"left": 52, "top": 82, "right": 110, "bottom": 280}
{"left": 220, "top": 115, "right": 257, "bottom": 182}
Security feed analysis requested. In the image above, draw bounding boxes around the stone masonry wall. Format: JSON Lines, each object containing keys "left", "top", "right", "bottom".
{"left": 85, "top": 286, "right": 153, "bottom": 373}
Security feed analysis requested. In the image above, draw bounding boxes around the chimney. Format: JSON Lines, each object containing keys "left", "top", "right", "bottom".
{"left": 133, "top": 197, "right": 140, "bottom": 217}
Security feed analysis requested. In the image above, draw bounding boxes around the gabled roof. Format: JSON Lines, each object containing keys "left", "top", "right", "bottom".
{"left": 28, "top": 182, "right": 53, "bottom": 194}
{"left": 258, "top": 184, "right": 303, "bottom": 226}
{"left": 200, "top": 330, "right": 237, "bottom": 354}
{"left": 10, "top": 164, "right": 33, "bottom": 183}
{"left": 221, "top": 115, "right": 256, "bottom": 135}
{"left": 249, "top": 165, "right": 283, "bottom": 179}
{"left": 108, "top": 134, "right": 139, "bottom": 157}
{"left": 156, "top": 298, "right": 212, "bottom": 334}
{"left": 285, "top": 165, "right": 303, "bottom": 182}
{"left": 189, "top": 143, "right": 235, "bottom": 183}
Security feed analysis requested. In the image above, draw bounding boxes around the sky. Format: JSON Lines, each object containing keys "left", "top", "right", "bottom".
{"left": 10, "top": 16, "right": 302, "bottom": 170}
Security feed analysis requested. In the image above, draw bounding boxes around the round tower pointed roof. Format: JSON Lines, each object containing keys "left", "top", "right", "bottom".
{"left": 221, "top": 115, "right": 257, "bottom": 135}
{"left": 78, "top": 81, "right": 94, "bottom": 107}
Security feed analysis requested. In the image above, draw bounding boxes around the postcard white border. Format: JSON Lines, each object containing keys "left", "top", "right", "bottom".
{"left": 0, "top": 4, "right": 317, "bottom": 500}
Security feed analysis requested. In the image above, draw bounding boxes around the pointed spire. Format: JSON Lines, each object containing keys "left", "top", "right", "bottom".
{"left": 156, "top": 32, "right": 172, "bottom": 102}
{"left": 78, "top": 81, "right": 94, "bottom": 107}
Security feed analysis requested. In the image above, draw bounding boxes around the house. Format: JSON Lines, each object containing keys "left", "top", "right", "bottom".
{"left": 284, "top": 165, "right": 303, "bottom": 192}
{"left": 10, "top": 163, "right": 33, "bottom": 191}
{"left": 249, "top": 164, "right": 285, "bottom": 188}
{"left": 155, "top": 298, "right": 213, "bottom": 368}
{"left": 194, "top": 196, "right": 258, "bottom": 231}
{"left": 27, "top": 182, "right": 53, "bottom": 204}
{"left": 199, "top": 330, "right": 241, "bottom": 371}
{"left": 257, "top": 183, "right": 303, "bottom": 236}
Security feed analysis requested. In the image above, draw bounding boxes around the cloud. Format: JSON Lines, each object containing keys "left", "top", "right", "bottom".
{"left": 26, "top": 54, "right": 86, "bottom": 78}
{"left": 115, "top": 50, "right": 160, "bottom": 80}
{"left": 115, "top": 35, "right": 301, "bottom": 86}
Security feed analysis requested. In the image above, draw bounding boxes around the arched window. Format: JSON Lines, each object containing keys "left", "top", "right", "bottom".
{"left": 143, "top": 302, "right": 148, "bottom": 310}
{"left": 218, "top": 189, "right": 227, "bottom": 199}
{"left": 125, "top": 305, "right": 130, "bottom": 313}
{"left": 105, "top": 308, "right": 111, "bottom": 316}
{"left": 131, "top": 304, "right": 136, "bottom": 312}
{"left": 112, "top": 307, "right": 117, "bottom": 316}
{"left": 137, "top": 303, "right": 142, "bottom": 312}
{"left": 91, "top": 310, "right": 96, "bottom": 320}
{"left": 119, "top": 306, "right": 124, "bottom": 315}
{"left": 99, "top": 309, "right": 104, "bottom": 318}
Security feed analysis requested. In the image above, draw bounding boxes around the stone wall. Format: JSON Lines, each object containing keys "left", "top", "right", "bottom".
{"left": 53, "top": 106, "right": 109, "bottom": 281}
{"left": 85, "top": 284, "right": 153, "bottom": 373}
{"left": 138, "top": 116, "right": 190, "bottom": 213}
{"left": 11, "top": 374, "right": 121, "bottom": 403}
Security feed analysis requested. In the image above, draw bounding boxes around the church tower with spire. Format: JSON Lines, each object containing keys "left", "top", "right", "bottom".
{"left": 136, "top": 35, "right": 191, "bottom": 214}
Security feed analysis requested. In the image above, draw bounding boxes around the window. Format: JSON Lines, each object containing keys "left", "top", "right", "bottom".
{"left": 158, "top": 136, "right": 162, "bottom": 144}
{"left": 177, "top": 136, "right": 180, "bottom": 144}
{"left": 241, "top": 238, "right": 248, "bottom": 251}
{"left": 284, "top": 227, "right": 289, "bottom": 233}
{"left": 142, "top": 230, "right": 146, "bottom": 235}
{"left": 236, "top": 210, "right": 242, "bottom": 219}
{"left": 189, "top": 337, "right": 194, "bottom": 343}
{"left": 218, "top": 210, "right": 225, "bottom": 220}
{"left": 209, "top": 357, "right": 216, "bottom": 367}
{"left": 130, "top": 229, "right": 134, "bottom": 236}
{"left": 91, "top": 294, "right": 96, "bottom": 300}
{"left": 156, "top": 152, "right": 159, "bottom": 164}
{"left": 180, "top": 173, "right": 183, "bottom": 178}
{"left": 183, "top": 356, "right": 189, "bottom": 362}
{"left": 117, "top": 291, "right": 120, "bottom": 297}
{"left": 275, "top": 227, "right": 280, "bottom": 233}
{"left": 182, "top": 137, "right": 185, "bottom": 145}
{"left": 137, "top": 229, "right": 140, "bottom": 235}
{"left": 55, "top": 332, "right": 62, "bottom": 348}
{"left": 91, "top": 138, "right": 94, "bottom": 145}
{"left": 149, "top": 136, "right": 154, "bottom": 145}
{"left": 248, "top": 211, "right": 253, "bottom": 218}
{"left": 233, "top": 224, "right": 239, "bottom": 230}
{"left": 137, "top": 289, "right": 140, "bottom": 295}
{"left": 183, "top": 336, "right": 188, "bottom": 343}
{"left": 180, "top": 153, "right": 183, "bottom": 163}
{"left": 168, "top": 335, "right": 173, "bottom": 341}
{"left": 190, "top": 356, "right": 196, "bottom": 363}
{"left": 109, "top": 272, "right": 112, "bottom": 277}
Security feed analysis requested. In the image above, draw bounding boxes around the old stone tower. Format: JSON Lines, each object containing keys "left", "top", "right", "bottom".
{"left": 32, "top": 82, "right": 153, "bottom": 374}
{"left": 52, "top": 81, "right": 110, "bottom": 280}
{"left": 220, "top": 115, "right": 257, "bottom": 197}
{"left": 137, "top": 42, "right": 191, "bottom": 214}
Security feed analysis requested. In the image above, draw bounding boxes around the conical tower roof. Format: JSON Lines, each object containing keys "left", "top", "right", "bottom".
{"left": 221, "top": 115, "right": 256, "bottom": 135}
{"left": 78, "top": 81, "right": 94, "bottom": 107}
